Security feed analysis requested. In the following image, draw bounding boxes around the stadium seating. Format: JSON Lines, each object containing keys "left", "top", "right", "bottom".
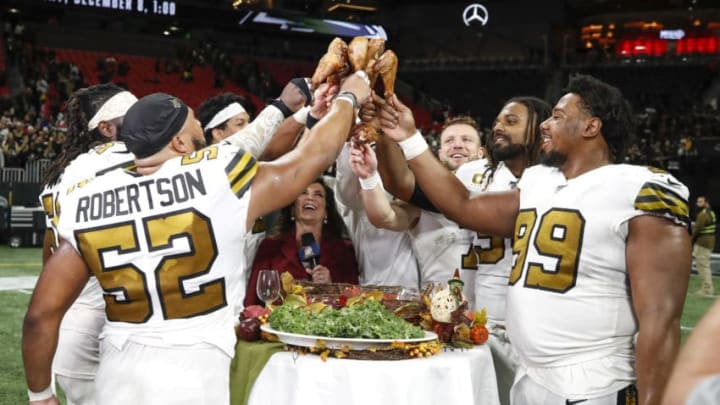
{"left": 51, "top": 48, "right": 264, "bottom": 111}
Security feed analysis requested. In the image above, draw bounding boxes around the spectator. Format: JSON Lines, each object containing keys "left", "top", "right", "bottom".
{"left": 692, "top": 196, "right": 717, "bottom": 296}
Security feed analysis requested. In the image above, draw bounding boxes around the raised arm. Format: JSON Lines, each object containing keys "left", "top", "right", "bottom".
{"left": 349, "top": 142, "right": 420, "bottom": 231}
{"left": 360, "top": 94, "right": 416, "bottom": 201}
{"left": 627, "top": 215, "right": 691, "bottom": 405}
{"left": 247, "top": 72, "right": 371, "bottom": 226}
{"left": 380, "top": 95, "right": 517, "bottom": 237}
{"left": 662, "top": 298, "right": 720, "bottom": 404}
{"left": 224, "top": 78, "right": 310, "bottom": 159}
{"left": 23, "top": 240, "right": 90, "bottom": 404}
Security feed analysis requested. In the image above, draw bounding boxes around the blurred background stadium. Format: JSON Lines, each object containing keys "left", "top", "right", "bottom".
{"left": 0, "top": 1, "right": 719, "bottom": 402}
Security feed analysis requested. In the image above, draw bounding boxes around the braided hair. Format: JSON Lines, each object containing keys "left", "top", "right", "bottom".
{"left": 43, "top": 83, "right": 126, "bottom": 187}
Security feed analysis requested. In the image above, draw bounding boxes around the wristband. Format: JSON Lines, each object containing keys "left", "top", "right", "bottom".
{"left": 359, "top": 171, "right": 382, "bottom": 190}
{"left": 292, "top": 106, "right": 310, "bottom": 124}
{"left": 306, "top": 113, "right": 320, "bottom": 130}
{"left": 290, "top": 77, "right": 313, "bottom": 106}
{"left": 334, "top": 91, "right": 358, "bottom": 110}
{"left": 398, "top": 130, "right": 429, "bottom": 160}
{"left": 269, "top": 99, "right": 293, "bottom": 119}
{"left": 28, "top": 386, "right": 54, "bottom": 402}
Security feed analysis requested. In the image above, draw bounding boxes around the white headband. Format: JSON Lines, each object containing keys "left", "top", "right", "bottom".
{"left": 204, "top": 102, "right": 247, "bottom": 131}
{"left": 88, "top": 91, "right": 138, "bottom": 131}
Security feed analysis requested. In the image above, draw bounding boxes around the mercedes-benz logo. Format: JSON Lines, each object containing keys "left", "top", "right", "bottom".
{"left": 463, "top": 3, "right": 489, "bottom": 27}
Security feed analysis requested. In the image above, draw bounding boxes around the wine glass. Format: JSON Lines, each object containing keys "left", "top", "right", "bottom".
{"left": 256, "top": 269, "right": 281, "bottom": 307}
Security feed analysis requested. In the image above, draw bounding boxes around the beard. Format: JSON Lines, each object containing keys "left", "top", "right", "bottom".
{"left": 492, "top": 143, "right": 526, "bottom": 162}
{"left": 538, "top": 150, "right": 567, "bottom": 167}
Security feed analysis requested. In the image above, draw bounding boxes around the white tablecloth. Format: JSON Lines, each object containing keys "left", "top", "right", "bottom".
{"left": 248, "top": 345, "right": 500, "bottom": 405}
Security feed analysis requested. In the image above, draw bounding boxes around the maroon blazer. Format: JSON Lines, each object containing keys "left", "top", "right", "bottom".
{"left": 244, "top": 232, "right": 359, "bottom": 306}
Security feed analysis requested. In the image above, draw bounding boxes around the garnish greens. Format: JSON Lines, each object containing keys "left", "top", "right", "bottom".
{"left": 269, "top": 299, "right": 424, "bottom": 339}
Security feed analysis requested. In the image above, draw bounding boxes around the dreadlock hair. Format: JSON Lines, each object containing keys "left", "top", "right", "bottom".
{"left": 563, "top": 74, "right": 634, "bottom": 163}
{"left": 197, "top": 93, "right": 254, "bottom": 145}
{"left": 504, "top": 96, "right": 552, "bottom": 165}
{"left": 43, "top": 83, "right": 126, "bottom": 187}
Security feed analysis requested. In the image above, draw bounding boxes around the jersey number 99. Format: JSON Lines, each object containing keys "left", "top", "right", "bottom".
{"left": 509, "top": 208, "right": 585, "bottom": 293}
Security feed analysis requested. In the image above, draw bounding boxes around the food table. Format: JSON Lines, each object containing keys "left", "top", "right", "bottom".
{"left": 233, "top": 342, "right": 500, "bottom": 405}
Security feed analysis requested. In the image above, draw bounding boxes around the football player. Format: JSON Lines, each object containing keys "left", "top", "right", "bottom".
{"left": 40, "top": 83, "right": 138, "bottom": 405}
{"left": 37, "top": 76, "right": 313, "bottom": 405}
{"left": 23, "top": 72, "right": 369, "bottom": 405}
{"left": 355, "top": 112, "right": 488, "bottom": 307}
{"left": 454, "top": 96, "right": 550, "bottom": 405}
{"left": 353, "top": 96, "right": 550, "bottom": 405}
{"left": 379, "top": 75, "right": 691, "bottom": 405}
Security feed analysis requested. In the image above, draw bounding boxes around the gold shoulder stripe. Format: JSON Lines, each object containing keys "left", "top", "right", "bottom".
{"left": 225, "top": 151, "right": 258, "bottom": 198}
{"left": 41, "top": 193, "right": 59, "bottom": 227}
{"left": 634, "top": 182, "right": 690, "bottom": 226}
{"left": 96, "top": 159, "right": 136, "bottom": 176}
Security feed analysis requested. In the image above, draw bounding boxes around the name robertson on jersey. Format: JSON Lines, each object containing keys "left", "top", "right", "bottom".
{"left": 75, "top": 169, "right": 206, "bottom": 223}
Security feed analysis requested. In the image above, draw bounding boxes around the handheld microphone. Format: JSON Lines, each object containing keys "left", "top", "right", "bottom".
{"left": 298, "top": 232, "right": 320, "bottom": 269}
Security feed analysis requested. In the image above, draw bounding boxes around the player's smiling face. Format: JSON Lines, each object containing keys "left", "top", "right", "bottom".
{"left": 438, "top": 123, "right": 481, "bottom": 171}
{"left": 224, "top": 112, "right": 250, "bottom": 134}
{"left": 293, "top": 182, "right": 327, "bottom": 225}
{"left": 491, "top": 101, "right": 529, "bottom": 161}
{"left": 538, "top": 93, "right": 586, "bottom": 166}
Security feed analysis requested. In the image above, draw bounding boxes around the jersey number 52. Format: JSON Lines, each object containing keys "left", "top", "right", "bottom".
{"left": 75, "top": 208, "right": 225, "bottom": 323}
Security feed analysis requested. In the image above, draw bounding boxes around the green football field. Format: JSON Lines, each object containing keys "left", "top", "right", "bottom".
{"left": 0, "top": 245, "right": 718, "bottom": 404}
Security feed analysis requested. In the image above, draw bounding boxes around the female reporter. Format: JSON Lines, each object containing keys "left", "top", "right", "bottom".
{"left": 244, "top": 178, "right": 359, "bottom": 306}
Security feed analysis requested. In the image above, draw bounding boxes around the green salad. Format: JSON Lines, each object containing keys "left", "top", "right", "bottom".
{"left": 268, "top": 299, "right": 424, "bottom": 339}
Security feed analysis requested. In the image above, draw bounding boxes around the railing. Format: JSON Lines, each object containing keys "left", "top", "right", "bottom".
{"left": 25, "top": 159, "right": 51, "bottom": 183}
{"left": 0, "top": 159, "right": 50, "bottom": 184}
{"left": 0, "top": 168, "right": 24, "bottom": 183}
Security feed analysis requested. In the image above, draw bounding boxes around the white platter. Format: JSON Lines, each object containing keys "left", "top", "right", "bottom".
{"left": 260, "top": 324, "right": 438, "bottom": 351}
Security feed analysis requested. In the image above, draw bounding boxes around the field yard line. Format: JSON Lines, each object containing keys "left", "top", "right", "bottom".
{"left": 681, "top": 326, "right": 694, "bottom": 332}
{"left": 0, "top": 276, "right": 38, "bottom": 291}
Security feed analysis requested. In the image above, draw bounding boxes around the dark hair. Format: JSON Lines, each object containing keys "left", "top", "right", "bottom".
{"left": 505, "top": 96, "right": 552, "bottom": 165}
{"left": 271, "top": 178, "right": 347, "bottom": 241}
{"left": 197, "top": 93, "right": 254, "bottom": 144}
{"left": 563, "top": 74, "right": 634, "bottom": 162}
{"left": 43, "top": 83, "right": 126, "bottom": 187}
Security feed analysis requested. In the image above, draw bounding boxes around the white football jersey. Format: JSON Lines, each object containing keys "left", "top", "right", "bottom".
{"left": 57, "top": 144, "right": 257, "bottom": 357}
{"left": 335, "top": 143, "right": 420, "bottom": 289}
{"left": 460, "top": 161, "right": 517, "bottom": 320}
{"left": 218, "top": 106, "right": 284, "bottom": 317}
{"left": 454, "top": 158, "right": 493, "bottom": 197}
{"left": 40, "top": 141, "right": 134, "bottom": 312}
{"left": 507, "top": 164, "right": 690, "bottom": 397}
{"left": 408, "top": 210, "right": 475, "bottom": 307}
{"left": 409, "top": 159, "right": 493, "bottom": 309}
